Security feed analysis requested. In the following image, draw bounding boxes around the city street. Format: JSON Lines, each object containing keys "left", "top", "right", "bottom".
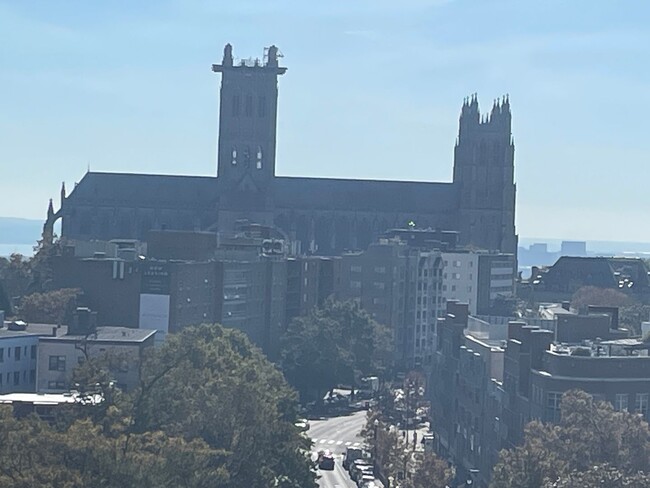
{"left": 309, "top": 409, "right": 368, "bottom": 488}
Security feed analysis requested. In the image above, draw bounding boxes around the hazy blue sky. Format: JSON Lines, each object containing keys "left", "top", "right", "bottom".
{"left": 1, "top": 0, "right": 649, "bottom": 241}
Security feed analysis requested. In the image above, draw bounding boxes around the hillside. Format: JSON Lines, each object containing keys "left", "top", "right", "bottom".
{"left": 0, "top": 217, "right": 42, "bottom": 244}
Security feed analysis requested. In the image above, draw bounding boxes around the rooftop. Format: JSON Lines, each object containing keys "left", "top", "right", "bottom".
{"left": 0, "top": 392, "right": 102, "bottom": 406}
{"left": 40, "top": 326, "right": 156, "bottom": 343}
{"left": 549, "top": 339, "right": 650, "bottom": 358}
{"left": 1, "top": 321, "right": 68, "bottom": 338}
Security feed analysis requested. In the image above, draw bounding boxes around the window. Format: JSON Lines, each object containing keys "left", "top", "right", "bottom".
{"left": 0, "top": 348, "right": 3, "bottom": 362}
{"left": 453, "top": 273, "right": 461, "bottom": 280}
{"left": 615, "top": 393, "right": 629, "bottom": 412}
{"left": 245, "top": 95, "right": 253, "bottom": 116}
{"left": 467, "top": 286, "right": 472, "bottom": 292}
{"left": 257, "top": 96, "right": 266, "bottom": 117}
{"left": 546, "top": 392, "right": 562, "bottom": 422}
{"left": 373, "top": 282, "right": 385, "bottom": 290}
{"left": 30, "top": 370, "right": 35, "bottom": 384}
{"left": 454, "top": 260, "right": 462, "bottom": 267}
{"left": 48, "top": 381, "right": 66, "bottom": 390}
{"left": 31, "top": 345, "right": 36, "bottom": 359}
{"left": 636, "top": 393, "right": 649, "bottom": 417}
{"left": 48, "top": 356, "right": 66, "bottom": 372}
{"left": 13, "top": 372, "right": 19, "bottom": 386}
{"left": 14, "top": 347, "right": 21, "bottom": 361}
{"left": 375, "top": 266, "right": 386, "bottom": 274}
{"left": 351, "top": 265, "right": 362, "bottom": 273}
{"left": 350, "top": 280, "right": 361, "bottom": 289}
{"left": 451, "top": 285, "right": 456, "bottom": 292}
{"left": 231, "top": 95, "right": 240, "bottom": 116}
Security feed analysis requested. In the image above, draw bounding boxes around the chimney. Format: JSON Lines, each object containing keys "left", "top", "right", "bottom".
{"left": 69, "top": 307, "right": 98, "bottom": 336}
{"left": 561, "top": 301, "right": 571, "bottom": 311}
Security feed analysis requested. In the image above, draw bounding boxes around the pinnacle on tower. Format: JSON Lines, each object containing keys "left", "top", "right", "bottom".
{"left": 47, "top": 198, "right": 54, "bottom": 218}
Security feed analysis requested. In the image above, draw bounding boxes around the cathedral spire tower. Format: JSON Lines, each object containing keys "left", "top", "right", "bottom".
{"left": 453, "top": 94, "right": 517, "bottom": 253}
{"left": 212, "top": 44, "right": 286, "bottom": 187}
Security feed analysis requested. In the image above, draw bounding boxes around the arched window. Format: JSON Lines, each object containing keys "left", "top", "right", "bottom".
{"left": 256, "top": 146, "right": 263, "bottom": 169}
{"left": 258, "top": 96, "right": 266, "bottom": 117}
{"left": 231, "top": 95, "right": 240, "bottom": 116}
{"left": 245, "top": 95, "right": 253, "bottom": 116}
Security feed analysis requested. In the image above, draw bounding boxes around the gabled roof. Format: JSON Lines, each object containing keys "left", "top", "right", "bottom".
{"left": 274, "top": 176, "right": 457, "bottom": 213}
{"left": 65, "top": 172, "right": 218, "bottom": 209}
{"left": 64, "top": 172, "right": 458, "bottom": 214}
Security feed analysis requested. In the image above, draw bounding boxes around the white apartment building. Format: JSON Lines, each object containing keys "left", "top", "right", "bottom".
{"left": 441, "top": 252, "right": 516, "bottom": 316}
{"left": 0, "top": 323, "right": 39, "bottom": 394}
{"left": 441, "top": 252, "right": 480, "bottom": 314}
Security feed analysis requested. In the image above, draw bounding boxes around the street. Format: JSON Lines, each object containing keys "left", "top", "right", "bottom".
{"left": 309, "top": 409, "right": 368, "bottom": 488}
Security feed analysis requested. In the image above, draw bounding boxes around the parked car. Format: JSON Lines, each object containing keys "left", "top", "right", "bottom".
{"left": 295, "top": 418, "right": 309, "bottom": 431}
{"left": 317, "top": 450, "right": 335, "bottom": 470}
{"left": 343, "top": 447, "right": 364, "bottom": 470}
{"left": 350, "top": 460, "right": 373, "bottom": 481}
{"left": 357, "top": 474, "right": 376, "bottom": 487}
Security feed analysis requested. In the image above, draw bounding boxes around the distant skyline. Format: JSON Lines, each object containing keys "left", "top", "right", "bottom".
{"left": 1, "top": 1, "right": 649, "bottom": 241}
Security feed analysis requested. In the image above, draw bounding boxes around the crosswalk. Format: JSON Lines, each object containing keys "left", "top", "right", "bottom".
{"left": 311, "top": 438, "right": 362, "bottom": 447}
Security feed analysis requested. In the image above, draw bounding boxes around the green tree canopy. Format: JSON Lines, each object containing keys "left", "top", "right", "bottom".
{"left": 571, "top": 286, "right": 632, "bottom": 311}
{"left": 17, "top": 288, "right": 81, "bottom": 324}
{"left": 280, "top": 299, "right": 392, "bottom": 402}
{"left": 0, "top": 280, "right": 11, "bottom": 314}
{"left": 0, "top": 323, "right": 317, "bottom": 488}
{"left": 491, "top": 390, "right": 650, "bottom": 488}
{"left": 544, "top": 464, "right": 650, "bottom": 488}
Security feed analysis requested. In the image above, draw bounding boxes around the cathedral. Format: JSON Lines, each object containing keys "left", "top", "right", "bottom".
{"left": 53, "top": 44, "right": 517, "bottom": 255}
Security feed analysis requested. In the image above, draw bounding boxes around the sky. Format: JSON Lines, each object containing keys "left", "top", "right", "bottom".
{"left": 1, "top": 0, "right": 649, "bottom": 242}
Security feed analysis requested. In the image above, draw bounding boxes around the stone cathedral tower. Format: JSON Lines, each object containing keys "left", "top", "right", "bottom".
{"left": 453, "top": 94, "right": 517, "bottom": 253}
{"left": 212, "top": 44, "right": 286, "bottom": 190}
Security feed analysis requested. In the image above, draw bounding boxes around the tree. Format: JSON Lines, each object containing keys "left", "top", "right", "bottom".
{"left": 491, "top": 390, "right": 650, "bottom": 488}
{"left": 17, "top": 288, "right": 81, "bottom": 324}
{"left": 0, "top": 280, "right": 11, "bottom": 314}
{"left": 571, "top": 286, "right": 631, "bottom": 311}
{"left": 362, "top": 411, "right": 452, "bottom": 488}
{"left": 0, "top": 323, "right": 316, "bottom": 488}
{"left": 620, "top": 303, "right": 650, "bottom": 336}
{"left": 0, "top": 404, "right": 227, "bottom": 488}
{"left": 544, "top": 464, "right": 650, "bottom": 488}
{"left": 280, "top": 299, "right": 392, "bottom": 401}
{"left": 133, "top": 323, "right": 317, "bottom": 488}
{"left": 0, "top": 253, "right": 32, "bottom": 302}
{"left": 410, "top": 452, "right": 454, "bottom": 488}
{"left": 281, "top": 310, "right": 350, "bottom": 402}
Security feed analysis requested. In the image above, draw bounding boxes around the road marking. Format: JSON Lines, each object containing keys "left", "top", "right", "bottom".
{"left": 353, "top": 442, "right": 360, "bottom": 447}
{"left": 336, "top": 440, "right": 343, "bottom": 445}
{"left": 328, "top": 440, "right": 335, "bottom": 444}
{"left": 345, "top": 441, "right": 351, "bottom": 446}
{"left": 312, "top": 438, "right": 318, "bottom": 443}
{"left": 319, "top": 439, "right": 326, "bottom": 444}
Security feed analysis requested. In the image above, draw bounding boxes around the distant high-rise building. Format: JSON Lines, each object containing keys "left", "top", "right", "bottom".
{"left": 48, "top": 45, "right": 517, "bottom": 256}
{"left": 560, "top": 240, "right": 587, "bottom": 256}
